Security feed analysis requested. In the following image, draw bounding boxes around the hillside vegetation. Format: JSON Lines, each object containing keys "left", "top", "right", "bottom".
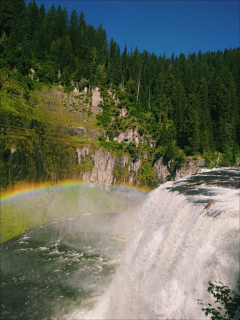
{"left": 0, "top": 0, "right": 240, "bottom": 190}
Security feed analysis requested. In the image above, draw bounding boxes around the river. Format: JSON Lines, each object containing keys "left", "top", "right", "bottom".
{"left": 1, "top": 167, "right": 239, "bottom": 319}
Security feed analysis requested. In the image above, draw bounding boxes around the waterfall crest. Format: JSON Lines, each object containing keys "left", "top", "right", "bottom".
{"left": 69, "top": 168, "right": 239, "bottom": 320}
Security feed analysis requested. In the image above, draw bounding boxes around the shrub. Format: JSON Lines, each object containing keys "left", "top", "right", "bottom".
{"left": 139, "top": 162, "right": 158, "bottom": 189}
{"left": 71, "top": 137, "right": 86, "bottom": 144}
{"left": 118, "top": 91, "right": 127, "bottom": 101}
{"left": 125, "top": 141, "right": 139, "bottom": 162}
{"left": 198, "top": 281, "right": 240, "bottom": 320}
{"left": 174, "top": 149, "right": 186, "bottom": 167}
{"left": 99, "top": 140, "right": 123, "bottom": 152}
{"left": 64, "top": 85, "right": 74, "bottom": 94}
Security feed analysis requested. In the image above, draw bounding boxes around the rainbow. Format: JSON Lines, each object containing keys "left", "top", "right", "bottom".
{"left": 0, "top": 180, "right": 148, "bottom": 203}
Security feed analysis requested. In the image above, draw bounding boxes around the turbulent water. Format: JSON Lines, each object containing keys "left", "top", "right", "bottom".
{"left": 1, "top": 168, "right": 239, "bottom": 320}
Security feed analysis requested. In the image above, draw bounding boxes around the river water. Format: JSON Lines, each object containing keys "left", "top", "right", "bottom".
{"left": 1, "top": 167, "right": 239, "bottom": 319}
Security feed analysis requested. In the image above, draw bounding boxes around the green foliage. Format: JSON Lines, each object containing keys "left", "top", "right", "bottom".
{"left": 99, "top": 140, "right": 124, "bottom": 152}
{"left": 174, "top": 148, "right": 186, "bottom": 167}
{"left": 125, "top": 141, "right": 139, "bottom": 162}
{"left": 96, "top": 64, "right": 107, "bottom": 86}
{"left": 162, "top": 141, "right": 186, "bottom": 167}
{"left": 78, "top": 159, "right": 94, "bottom": 172}
{"left": 0, "top": 1, "right": 239, "bottom": 193}
{"left": 203, "top": 151, "right": 220, "bottom": 167}
{"left": 96, "top": 109, "right": 111, "bottom": 129}
{"left": 0, "top": 90, "right": 20, "bottom": 115}
{"left": 118, "top": 91, "right": 127, "bottom": 101}
{"left": 155, "top": 146, "right": 167, "bottom": 156}
{"left": 198, "top": 281, "right": 240, "bottom": 320}
{"left": 70, "top": 137, "right": 86, "bottom": 144}
{"left": 64, "top": 85, "right": 74, "bottom": 94}
{"left": 139, "top": 162, "right": 158, "bottom": 189}
{"left": 98, "top": 133, "right": 106, "bottom": 141}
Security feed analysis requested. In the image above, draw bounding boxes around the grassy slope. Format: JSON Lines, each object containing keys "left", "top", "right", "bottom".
{"left": 0, "top": 75, "right": 139, "bottom": 244}
{"left": 1, "top": 184, "right": 127, "bottom": 244}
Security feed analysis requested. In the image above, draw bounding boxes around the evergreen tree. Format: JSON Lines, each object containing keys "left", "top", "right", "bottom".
{"left": 25, "top": 0, "right": 40, "bottom": 40}
{"left": 55, "top": 6, "right": 68, "bottom": 38}
{"left": 95, "top": 23, "right": 108, "bottom": 66}
{"left": 172, "top": 80, "right": 188, "bottom": 148}
{"left": 184, "top": 93, "right": 200, "bottom": 154}
{"left": 0, "top": 0, "right": 15, "bottom": 36}
{"left": 69, "top": 9, "right": 78, "bottom": 54}
{"left": 198, "top": 77, "right": 214, "bottom": 153}
{"left": 0, "top": 1, "right": 239, "bottom": 167}
{"left": 42, "top": 4, "right": 56, "bottom": 52}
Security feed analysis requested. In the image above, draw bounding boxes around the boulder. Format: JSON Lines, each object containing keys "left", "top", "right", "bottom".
{"left": 72, "top": 127, "right": 86, "bottom": 137}
{"left": 196, "top": 158, "right": 205, "bottom": 167}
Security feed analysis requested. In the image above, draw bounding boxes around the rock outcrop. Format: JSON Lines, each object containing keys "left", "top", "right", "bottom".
{"left": 153, "top": 157, "right": 172, "bottom": 183}
{"left": 75, "top": 146, "right": 143, "bottom": 186}
{"left": 91, "top": 87, "right": 103, "bottom": 116}
{"left": 154, "top": 156, "right": 205, "bottom": 183}
{"left": 114, "top": 128, "right": 142, "bottom": 147}
{"left": 75, "top": 146, "right": 205, "bottom": 187}
{"left": 175, "top": 157, "right": 201, "bottom": 180}
{"left": 119, "top": 108, "right": 127, "bottom": 117}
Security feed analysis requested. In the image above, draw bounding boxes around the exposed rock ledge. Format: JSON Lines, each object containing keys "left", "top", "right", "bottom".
{"left": 76, "top": 146, "right": 205, "bottom": 187}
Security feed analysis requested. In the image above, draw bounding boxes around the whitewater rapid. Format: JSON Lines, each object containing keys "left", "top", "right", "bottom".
{"left": 68, "top": 167, "right": 239, "bottom": 319}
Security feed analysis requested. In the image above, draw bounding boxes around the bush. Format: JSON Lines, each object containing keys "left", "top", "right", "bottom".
{"left": 118, "top": 91, "right": 127, "bottom": 101}
{"left": 174, "top": 149, "right": 186, "bottom": 167}
{"left": 198, "top": 281, "right": 240, "bottom": 320}
{"left": 71, "top": 137, "right": 86, "bottom": 144}
{"left": 139, "top": 162, "right": 158, "bottom": 189}
{"left": 155, "top": 146, "right": 167, "bottom": 156}
{"left": 125, "top": 141, "right": 139, "bottom": 162}
{"left": 99, "top": 140, "right": 123, "bottom": 151}
{"left": 98, "top": 134, "right": 106, "bottom": 141}
{"left": 64, "top": 85, "right": 74, "bottom": 94}
{"left": 96, "top": 109, "right": 111, "bottom": 128}
{"left": 203, "top": 151, "right": 219, "bottom": 167}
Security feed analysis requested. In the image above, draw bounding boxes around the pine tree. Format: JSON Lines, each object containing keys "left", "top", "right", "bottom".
{"left": 55, "top": 6, "right": 68, "bottom": 38}
{"left": 95, "top": 23, "right": 108, "bottom": 66}
{"left": 184, "top": 93, "right": 200, "bottom": 154}
{"left": 172, "top": 80, "right": 188, "bottom": 148}
{"left": 42, "top": 4, "right": 56, "bottom": 52}
{"left": 0, "top": 0, "right": 14, "bottom": 36}
{"left": 198, "top": 77, "right": 214, "bottom": 153}
{"left": 69, "top": 9, "right": 78, "bottom": 54}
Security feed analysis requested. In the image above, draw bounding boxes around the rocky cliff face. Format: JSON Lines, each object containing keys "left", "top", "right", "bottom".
{"left": 153, "top": 156, "right": 205, "bottom": 183}
{"left": 75, "top": 145, "right": 205, "bottom": 187}
{"left": 1, "top": 86, "right": 206, "bottom": 190}
{"left": 76, "top": 146, "right": 142, "bottom": 186}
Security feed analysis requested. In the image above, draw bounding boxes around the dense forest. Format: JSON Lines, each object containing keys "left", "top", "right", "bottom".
{"left": 0, "top": 0, "right": 240, "bottom": 188}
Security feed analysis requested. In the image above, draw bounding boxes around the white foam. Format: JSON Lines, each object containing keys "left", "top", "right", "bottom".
{"left": 66, "top": 168, "right": 240, "bottom": 319}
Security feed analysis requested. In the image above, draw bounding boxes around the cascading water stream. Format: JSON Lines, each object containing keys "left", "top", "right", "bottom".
{"left": 1, "top": 168, "right": 239, "bottom": 320}
{"left": 68, "top": 167, "right": 239, "bottom": 319}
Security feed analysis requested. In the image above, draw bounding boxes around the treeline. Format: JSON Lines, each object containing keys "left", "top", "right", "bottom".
{"left": 0, "top": 0, "right": 240, "bottom": 165}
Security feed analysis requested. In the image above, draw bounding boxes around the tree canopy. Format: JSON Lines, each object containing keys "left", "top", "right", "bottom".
{"left": 0, "top": 0, "right": 239, "bottom": 168}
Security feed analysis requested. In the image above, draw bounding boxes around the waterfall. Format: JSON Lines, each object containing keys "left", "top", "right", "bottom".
{"left": 68, "top": 168, "right": 239, "bottom": 320}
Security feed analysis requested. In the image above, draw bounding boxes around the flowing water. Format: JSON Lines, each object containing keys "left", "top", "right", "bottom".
{"left": 1, "top": 167, "right": 239, "bottom": 319}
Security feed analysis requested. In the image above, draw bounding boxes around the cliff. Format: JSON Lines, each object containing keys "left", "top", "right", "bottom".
{"left": 74, "top": 145, "right": 204, "bottom": 187}
{"left": 0, "top": 82, "right": 206, "bottom": 190}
